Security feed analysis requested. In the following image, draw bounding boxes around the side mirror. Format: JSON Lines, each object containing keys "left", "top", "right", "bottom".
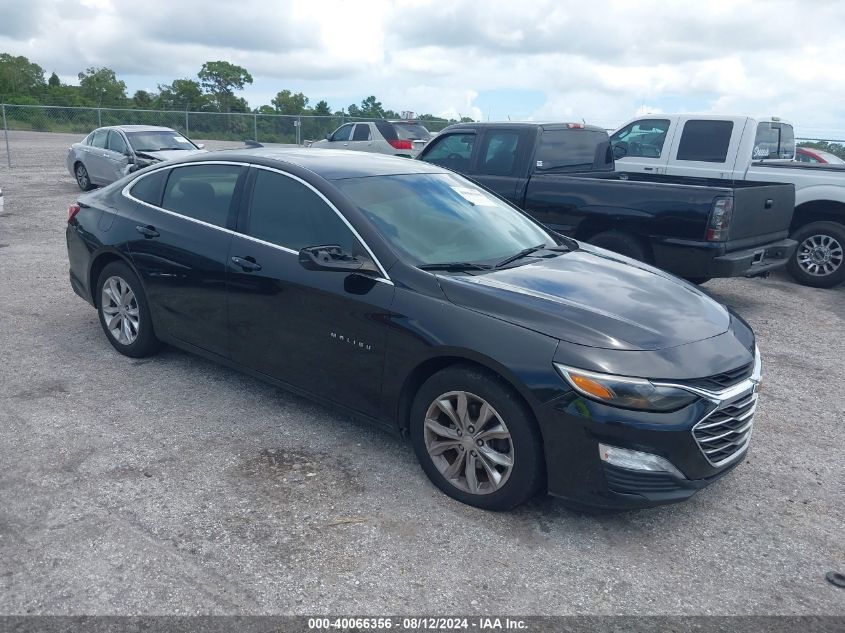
{"left": 195, "top": 143, "right": 205, "bottom": 150}
{"left": 298, "top": 245, "right": 379, "bottom": 275}
{"left": 126, "top": 154, "right": 135, "bottom": 164}
{"left": 325, "top": 134, "right": 332, "bottom": 140}
{"left": 613, "top": 144, "right": 628, "bottom": 159}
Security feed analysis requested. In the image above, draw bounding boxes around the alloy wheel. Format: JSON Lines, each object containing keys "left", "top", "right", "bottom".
{"left": 423, "top": 390, "right": 514, "bottom": 495}
{"left": 76, "top": 164, "right": 89, "bottom": 189}
{"left": 100, "top": 275, "right": 140, "bottom": 345}
{"left": 797, "top": 233, "right": 843, "bottom": 277}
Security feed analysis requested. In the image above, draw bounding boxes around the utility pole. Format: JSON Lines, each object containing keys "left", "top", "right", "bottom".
{"left": 2, "top": 104, "right": 11, "bottom": 169}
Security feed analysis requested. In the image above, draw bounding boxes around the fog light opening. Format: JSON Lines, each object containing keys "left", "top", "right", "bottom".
{"left": 598, "top": 443, "right": 685, "bottom": 479}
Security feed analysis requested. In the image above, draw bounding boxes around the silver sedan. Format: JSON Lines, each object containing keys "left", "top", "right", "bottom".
{"left": 66, "top": 125, "right": 205, "bottom": 190}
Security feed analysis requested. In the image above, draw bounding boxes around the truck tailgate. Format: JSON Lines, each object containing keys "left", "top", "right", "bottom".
{"left": 728, "top": 183, "right": 794, "bottom": 247}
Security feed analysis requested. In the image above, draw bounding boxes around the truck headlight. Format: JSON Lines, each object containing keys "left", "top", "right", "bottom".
{"left": 554, "top": 363, "right": 698, "bottom": 412}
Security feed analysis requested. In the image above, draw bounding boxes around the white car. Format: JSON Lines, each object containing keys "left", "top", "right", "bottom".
{"left": 309, "top": 120, "right": 432, "bottom": 158}
{"left": 66, "top": 125, "right": 205, "bottom": 191}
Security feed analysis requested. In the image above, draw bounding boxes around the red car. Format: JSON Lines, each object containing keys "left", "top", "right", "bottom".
{"left": 795, "top": 147, "right": 845, "bottom": 164}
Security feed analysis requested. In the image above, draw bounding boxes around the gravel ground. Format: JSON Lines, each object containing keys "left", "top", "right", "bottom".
{"left": 0, "top": 131, "right": 843, "bottom": 616}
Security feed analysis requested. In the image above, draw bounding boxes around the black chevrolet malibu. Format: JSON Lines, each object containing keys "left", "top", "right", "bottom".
{"left": 66, "top": 149, "right": 762, "bottom": 511}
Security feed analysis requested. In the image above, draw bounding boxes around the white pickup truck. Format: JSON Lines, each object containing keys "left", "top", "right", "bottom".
{"left": 610, "top": 114, "right": 845, "bottom": 288}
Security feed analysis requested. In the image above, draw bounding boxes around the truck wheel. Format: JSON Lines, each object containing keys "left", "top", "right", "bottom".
{"left": 787, "top": 221, "right": 845, "bottom": 288}
{"left": 587, "top": 231, "right": 649, "bottom": 262}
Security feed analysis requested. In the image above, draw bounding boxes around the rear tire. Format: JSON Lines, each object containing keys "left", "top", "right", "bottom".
{"left": 588, "top": 230, "right": 649, "bottom": 262}
{"left": 96, "top": 261, "right": 161, "bottom": 358}
{"left": 410, "top": 365, "right": 544, "bottom": 511}
{"left": 786, "top": 221, "right": 845, "bottom": 288}
{"left": 75, "top": 162, "right": 94, "bottom": 191}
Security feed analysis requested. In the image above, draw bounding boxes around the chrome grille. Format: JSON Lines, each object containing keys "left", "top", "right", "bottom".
{"left": 693, "top": 388, "right": 756, "bottom": 466}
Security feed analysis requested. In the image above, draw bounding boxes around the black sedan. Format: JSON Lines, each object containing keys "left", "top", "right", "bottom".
{"left": 66, "top": 149, "right": 762, "bottom": 511}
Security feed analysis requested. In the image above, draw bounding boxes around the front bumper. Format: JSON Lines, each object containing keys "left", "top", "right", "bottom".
{"left": 536, "top": 376, "right": 758, "bottom": 511}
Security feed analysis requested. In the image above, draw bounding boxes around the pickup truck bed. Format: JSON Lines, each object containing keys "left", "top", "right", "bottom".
{"left": 417, "top": 122, "right": 797, "bottom": 281}
{"left": 525, "top": 171, "right": 796, "bottom": 278}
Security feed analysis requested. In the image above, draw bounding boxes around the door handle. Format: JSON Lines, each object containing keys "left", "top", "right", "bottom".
{"left": 644, "top": 167, "right": 654, "bottom": 171}
{"left": 135, "top": 225, "right": 159, "bottom": 238}
{"left": 231, "top": 256, "right": 262, "bottom": 272}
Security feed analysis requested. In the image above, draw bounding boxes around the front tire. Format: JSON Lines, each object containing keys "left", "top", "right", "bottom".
{"left": 96, "top": 261, "right": 161, "bottom": 357}
{"left": 786, "top": 221, "right": 845, "bottom": 288}
{"left": 75, "top": 162, "right": 94, "bottom": 191}
{"left": 410, "top": 366, "right": 544, "bottom": 510}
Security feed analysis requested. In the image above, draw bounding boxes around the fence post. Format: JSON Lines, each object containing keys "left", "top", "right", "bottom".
{"left": 296, "top": 116, "right": 301, "bottom": 146}
{"left": 253, "top": 113, "right": 258, "bottom": 142}
{"left": 185, "top": 108, "right": 190, "bottom": 138}
{"left": 97, "top": 107, "right": 102, "bottom": 127}
{"left": 2, "top": 104, "right": 10, "bottom": 169}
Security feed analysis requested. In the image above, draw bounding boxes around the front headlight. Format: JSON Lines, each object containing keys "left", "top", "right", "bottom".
{"left": 554, "top": 363, "right": 699, "bottom": 412}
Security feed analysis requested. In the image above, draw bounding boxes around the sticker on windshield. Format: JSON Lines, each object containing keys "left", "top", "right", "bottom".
{"left": 451, "top": 186, "right": 496, "bottom": 206}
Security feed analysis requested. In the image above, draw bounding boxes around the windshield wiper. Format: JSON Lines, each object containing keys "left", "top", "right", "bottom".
{"left": 494, "top": 243, "right": 573, "bottom": 268}
{"left": 494, "top": 244, "right": 548, "bottom": 268}
{"left": 418, "top": 262, "right": 492, "bottom": 272}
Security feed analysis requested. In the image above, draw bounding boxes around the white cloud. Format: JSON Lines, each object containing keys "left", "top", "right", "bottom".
{"left": 0, "top": 0, "right": 844, "bottom": 134}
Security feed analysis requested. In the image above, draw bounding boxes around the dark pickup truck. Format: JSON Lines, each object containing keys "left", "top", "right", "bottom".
{"left": 417, "top": 122, "right": 797, "bottom": 281}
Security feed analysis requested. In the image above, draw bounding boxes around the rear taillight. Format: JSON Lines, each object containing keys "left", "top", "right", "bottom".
{"left": 68, "top": 203, "right": 81, "bottom": 222}
{"left": 706, "top": 197, "right": 733, "bottom": 241}
{"left": 388, "top": 139, "right": 413, "bottom": 150}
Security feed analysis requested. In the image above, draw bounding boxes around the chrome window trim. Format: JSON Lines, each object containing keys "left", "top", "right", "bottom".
{"left": 121, "top": 161, "right": 393, "bottom": 286}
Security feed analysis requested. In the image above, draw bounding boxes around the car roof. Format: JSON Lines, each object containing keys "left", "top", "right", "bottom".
{"left": 437, "top": 121, "right": 607, "bottom": 133}
{"left": 101, "top": 125, "right": 178, "bottom": 132}
{"left": 174, "top": 148, "right": 449, "bottom": 180}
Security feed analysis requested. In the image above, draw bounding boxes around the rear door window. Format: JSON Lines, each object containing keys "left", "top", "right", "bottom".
{"left": 352, "top": 124, "right": 371, "bottom": 141}
{"left": 420, "top": 133, "right": 475, "bottom": 171}
{"left": 676, "top": 120, "right": 734, "bottom": 163}
{"left": 129, "top": 169, "right": 168, "bottom": 206}
{"left": 161, "top": 164, "right": 244, "bottom": 228}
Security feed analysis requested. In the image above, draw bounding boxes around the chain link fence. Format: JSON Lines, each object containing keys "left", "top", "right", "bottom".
{"left": 0, "top": 104, "right": 454, "bottom": 168}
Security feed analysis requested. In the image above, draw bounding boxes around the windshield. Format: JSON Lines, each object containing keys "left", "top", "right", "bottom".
{"left": 753, "top": 122, "right": 795, "bottom": 160}
{"left": 126, "top": 131, "right": 198, "bottom": 152}
{"left": 334, "top": 172, "right": 555, "bottom": 266}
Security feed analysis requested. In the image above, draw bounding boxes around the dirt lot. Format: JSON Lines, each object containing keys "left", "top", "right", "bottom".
{"left": 0, "top": 130, "right": 843, "bottom": 615}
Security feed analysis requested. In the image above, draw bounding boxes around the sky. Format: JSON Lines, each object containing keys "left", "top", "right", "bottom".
{"left": 2, "top": 0, "right": 845, "bottom": 138}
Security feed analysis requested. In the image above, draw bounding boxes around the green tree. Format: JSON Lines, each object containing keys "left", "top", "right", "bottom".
{"left": 359, "top": 95, "right": 384, "bottom": 118}
{"left": 77, "top": 67, "right": 127, "bottom": 106}
{"left": 197, "top": 61, "right": 253, "bottom": 112}
{"left": 156, "top": 78, "right": 206, "bottom": 111}
{"left": 313, "top": 100, "right": 331, "bottom": 116}
{"left": 48, "top": 72, "right": 60, "bottom": 88}
{"left": 132, "top": 90, "right": 154, "bottom": 109}
{"left": 0, "top": 53, "right": 46, "bottom": 100}
{"left": 271, "top": 89, "right": 308, "bottom": 115}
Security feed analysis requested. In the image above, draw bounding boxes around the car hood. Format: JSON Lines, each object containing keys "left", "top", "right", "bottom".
{"left": 436, "top": 246, "right": 730, "bottom": 351}
{"left": 135, "top": 149, "right": 205, "bottom": 161}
